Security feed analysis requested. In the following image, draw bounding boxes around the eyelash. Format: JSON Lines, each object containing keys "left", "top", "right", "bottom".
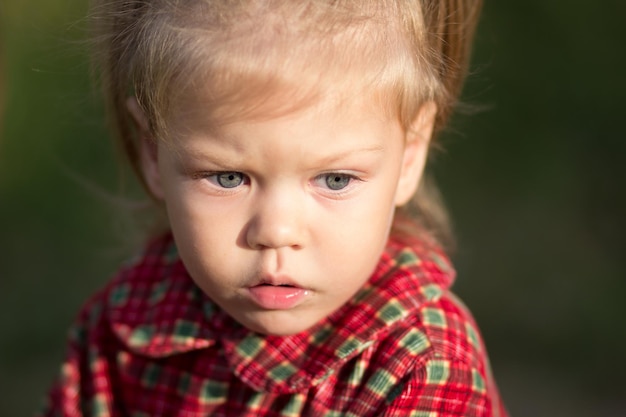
{"left": 194, "top": 171, "right": 249, "bottom": 193}
{"left": 194, "top": 171, "right": 362, "bottom": 195}
{"left": 313, "top": 172, "right": 360, "bottom": 193}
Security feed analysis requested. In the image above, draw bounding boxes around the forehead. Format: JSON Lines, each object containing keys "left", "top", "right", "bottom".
{"left": 155, "top": 4, "right": 413, "bottom": 136}
{"left": 173, "top": 81, "right": 397, "bottom": 144}
{"left": 165, "top": 89, "right": 405, "bottom": 177}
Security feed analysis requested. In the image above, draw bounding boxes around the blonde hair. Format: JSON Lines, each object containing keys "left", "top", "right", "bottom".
{"left": 91, "top": 0, "right": 482, "bottom": 247}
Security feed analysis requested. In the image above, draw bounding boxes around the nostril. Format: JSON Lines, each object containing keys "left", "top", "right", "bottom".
{"left": 244, "top": 205, "right": 306, "bottom": 250}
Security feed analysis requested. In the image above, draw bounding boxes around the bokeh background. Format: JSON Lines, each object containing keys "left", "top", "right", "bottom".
{"left": 1, "top": 1, "right": 625, "bottom": 415}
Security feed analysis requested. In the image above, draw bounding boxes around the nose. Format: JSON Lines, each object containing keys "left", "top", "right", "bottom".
{"left": 245, "top": 188, "right": 306, "bottom": 250}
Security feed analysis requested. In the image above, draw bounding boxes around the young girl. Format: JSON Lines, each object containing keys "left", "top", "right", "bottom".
{"left": 41, "top": 0, "right": 508, "bottom": 415}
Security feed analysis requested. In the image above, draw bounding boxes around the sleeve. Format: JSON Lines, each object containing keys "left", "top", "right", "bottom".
{"left": 381, "top": 357, "right": 494, "bottom": 417}
{"left": 37, "top": 296, "right": 119, "bottom": 417}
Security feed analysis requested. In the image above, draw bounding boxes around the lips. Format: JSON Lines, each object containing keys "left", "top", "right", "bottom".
{"left": 247, "top": 277, "right": 310, "bottom": 310}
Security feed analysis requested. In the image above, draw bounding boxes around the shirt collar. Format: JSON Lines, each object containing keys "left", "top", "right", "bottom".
{"left": 107, "top": 233, "right": 454, "bottom": 393}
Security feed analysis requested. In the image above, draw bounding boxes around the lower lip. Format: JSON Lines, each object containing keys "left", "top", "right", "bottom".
{"left": 247, "top": 285, "right": 309, "bottom": 310}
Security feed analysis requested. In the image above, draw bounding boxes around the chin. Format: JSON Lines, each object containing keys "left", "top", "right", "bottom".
{"left": 241, "top": 312, "right": 319, "bottom": 336}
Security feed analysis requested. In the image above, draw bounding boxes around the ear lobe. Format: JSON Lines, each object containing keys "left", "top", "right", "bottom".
{"left": 394, "top": 101, "right": 437, "bottom": 206}
{"left": 126, "top": 97, "right": 165, "bottom": 200}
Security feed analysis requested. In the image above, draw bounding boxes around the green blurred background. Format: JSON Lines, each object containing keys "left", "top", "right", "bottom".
{"left": 1, "top": 1, "right": 625, "bottom": 415}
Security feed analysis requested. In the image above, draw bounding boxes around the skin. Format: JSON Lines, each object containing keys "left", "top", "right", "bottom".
{"left": 129, "top": 92, "right": 436, "bottom": 336}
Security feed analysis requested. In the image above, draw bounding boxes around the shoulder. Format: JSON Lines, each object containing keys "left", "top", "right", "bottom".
{"left": 418, "top": 290, "right": 487, "bottom": 370}
{"left": 378, "top": 234, "right": 486, "bottom": 369}
{"left": 67, "top": 233, "right": 183, "bottom": 345}
{"left": 366, "top": 293, "right": 496, "bottom": 416}
{"left": 70, "top": 232, "right": 223, "bottom": 359}
{"left": 387, "top": 355, "right": 493, "bottom": 417}
{"left": 371, "top": 287, "right": 487, "bottom": 379}
{"left": 360, "top": 235, "right": 503, "bottom": 415}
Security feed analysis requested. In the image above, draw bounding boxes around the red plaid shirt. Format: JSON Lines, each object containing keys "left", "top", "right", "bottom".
{"left": 40, "top": 233, "right": 507, "bottom": 416}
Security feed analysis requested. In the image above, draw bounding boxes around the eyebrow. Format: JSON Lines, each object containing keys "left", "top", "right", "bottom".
{"left": 176, "top": 148, "right": 245, "bottom": 169}
{"left": 315, "top": 146, "right": 385, "bottom": 165}
{"left": 178, "top": 142, "right": 385, "bottom": 164}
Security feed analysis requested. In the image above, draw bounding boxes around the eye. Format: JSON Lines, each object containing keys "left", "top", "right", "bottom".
{"left": 214, "top": 172, "right": 245, "bottom": 188}
{"left": 321, "top": 173, "right": 352, "bottom": 191}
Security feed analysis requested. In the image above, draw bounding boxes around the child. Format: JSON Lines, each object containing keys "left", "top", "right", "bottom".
{"left": 41, "top": 0, "right": 508, "bottom": 416}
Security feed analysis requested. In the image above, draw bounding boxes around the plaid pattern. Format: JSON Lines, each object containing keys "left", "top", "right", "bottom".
{"left": 39, "top": 233, "right": 507, "bottom": 416}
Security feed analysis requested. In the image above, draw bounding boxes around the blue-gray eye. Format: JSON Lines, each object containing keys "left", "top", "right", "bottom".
{"left": 325, "top": 174, "right": 351, "bottom": 190}
{"left": 216, "top": 172, "right": 244, "bottom": 188}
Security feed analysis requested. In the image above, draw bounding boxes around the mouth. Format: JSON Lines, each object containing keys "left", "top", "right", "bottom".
{"left": 247, "top": 278, "right": 310, "bottom": 310}
{"left": 252, "top": 274, "right": 304, "bottom": 288}
{"left": 256, "top": 283, "right": 296, "bottom": 288}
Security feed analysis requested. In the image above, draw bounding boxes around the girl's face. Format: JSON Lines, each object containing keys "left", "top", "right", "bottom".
{"left": 135, "top": 93, "right": 432, "bottom": 335}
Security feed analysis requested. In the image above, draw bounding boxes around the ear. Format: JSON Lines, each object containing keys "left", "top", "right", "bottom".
{"left": 126, "top": 97, "right": 165, "bottom": 200}
{"left": 394, "top": 101, "right": 437, "bottom": 206}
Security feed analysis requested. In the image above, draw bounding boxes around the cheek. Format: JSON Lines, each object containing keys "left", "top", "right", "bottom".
{"left": 319, "top": 185, "right": 396, "bottom": 254}
{"left": 162, "top": 186, "right": 241, "bottom": 267}
{"left": 354, "top": 178, "right": 399, "bottom": 224}
{"left": 165, "top": 198, "right": 250, "bottom": 298}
